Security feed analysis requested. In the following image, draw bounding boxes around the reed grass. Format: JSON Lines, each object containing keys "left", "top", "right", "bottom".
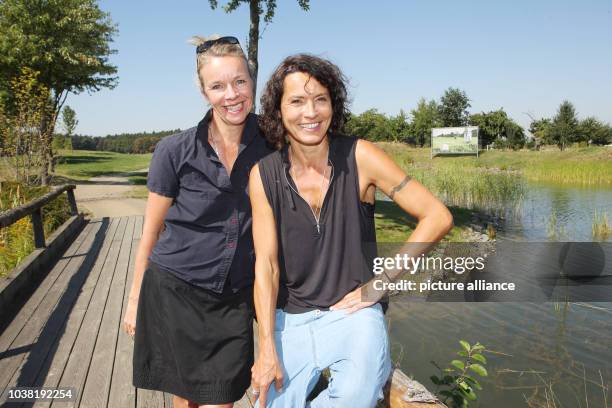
{"left": 408, "top": 163, "right": 525, "bottom": 214}
{"left": 592, "top": 210, "right": 611, "bottom": 241}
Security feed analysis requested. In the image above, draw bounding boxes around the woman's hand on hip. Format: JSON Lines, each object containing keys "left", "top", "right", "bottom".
{"left": 330, "top": 284, "right": 379, "bottom": 314}
{"left": 251, "top": 346, "right": 283, "bottom": 408}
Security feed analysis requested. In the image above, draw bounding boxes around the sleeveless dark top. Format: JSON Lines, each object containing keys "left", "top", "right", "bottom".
{"left": 258, "top": 135, "right": 378, "bottom": 313}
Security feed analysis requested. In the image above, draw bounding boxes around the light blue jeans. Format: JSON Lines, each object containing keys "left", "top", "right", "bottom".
{"left": 256, "top": 303, "right": 392, "bottom": 408}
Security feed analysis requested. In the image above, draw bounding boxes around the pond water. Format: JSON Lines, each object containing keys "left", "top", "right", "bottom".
{"left": 502, "top": 182, "right": 612, "bottom": 242}
{"left": 387, "top": 182, "right": 612, "bottom": 407}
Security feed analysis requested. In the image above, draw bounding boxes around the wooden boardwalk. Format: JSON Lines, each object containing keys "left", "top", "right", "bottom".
{"left": 0, "top": 216, "right": 252, "bottom": 408}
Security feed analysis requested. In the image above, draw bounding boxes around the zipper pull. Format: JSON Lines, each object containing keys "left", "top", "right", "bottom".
{"left": 316, "top": 223, "right": 320, "bottom": 234}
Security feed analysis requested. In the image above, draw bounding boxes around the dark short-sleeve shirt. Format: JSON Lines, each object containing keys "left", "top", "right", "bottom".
{"left": 147, "top": 111, "right": 273, "bottom": 294}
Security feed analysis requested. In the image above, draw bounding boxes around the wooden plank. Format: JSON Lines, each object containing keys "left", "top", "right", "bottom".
{"left": 108, "top": 215, "right": 142, "bottom": 408}
{"left": 79, "top": 216, "right": 136, "bottom": 408}
{"left": 0, "top": 220, "right": 94, "bottom": 355}
{"left": 27, "top": 218, "right": 121, "bottom": 408}
{"left": 136, "top": 389, "right": 165, "bottom": 408}
{"left": 3, "top": 217, "right": 117, "bottom": 408}
{"left": 234, "top": 393, "right": 254, "bottom": 408}
{"left": 49, "top": 217, "right": 128, "bottom": 408}
{"left": 31, "top": 208, "right": 45, "bottom": 248}
{"left": 0, "top": 219, "right": 104, "bottom": 396}
{"left": 163, "top": 392, "right": 173, "bottom": 408}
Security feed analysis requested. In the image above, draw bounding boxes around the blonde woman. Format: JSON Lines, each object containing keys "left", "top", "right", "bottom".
{"left": 123, "top": 36, "right": 272, "bottom": 408}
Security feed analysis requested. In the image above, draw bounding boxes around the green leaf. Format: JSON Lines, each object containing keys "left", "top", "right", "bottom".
{"left": 457, "top": 350, "right": 468, "bottom": 357}
{"left": 471, "top": 353, "right": 487, "bottom": 364}
{"left": 451, "top": 360, "right": 465, "bottom": 370}
{"left": 460, "top": 340, "right": 471, "bottom": 352}
{"left": 430, "top": 375, "right": 440, "bottom": 385}
{"left": 459, "top": 387, "right": 478, "bottom": 401}
{"left": 443, "top": 375, "right": 455, "bottom": 384}
{"left": 463, "top": 376, "right": 482, "bottom": 390}
{"left": 439, "top": 390, "right": 454, "bottom": 398}
{"left": 469, "top": 363, "right": 488, "bottom": 377}
{"left": 472, "top": 343, "right": 485, "bottom": 352}
{"left": 452, "top": 394, "right": 465, "bottom": 407}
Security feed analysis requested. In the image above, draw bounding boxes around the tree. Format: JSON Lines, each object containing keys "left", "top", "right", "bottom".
{"left": 469, "top": 109, "right": 525, "bottom": 149}
{"left": 470, "top": 109, "right": 510, "bottom": 148}
{"left": 529, "top": 118, "right": 551, "bottom": 147}
{"left": 0, "top": 0, "right": 118, "bottom": 184}
{"left": 409, "top": 98, "right": 439, "bottom": 147}
{"left": 550, "top": 100, "right": 578, "bottom": 151}
{"left": 389, "top": 110, "right": 410, "bottom": 143}
{"left": 62, "top": 106, "right": 78, "bottom": 138}
{"left": 0, "top": 68, "right": 49, "bottom": 185}
{"left": 63, "top": 135, "right": 73, "bottom": 150}
{"left": 504, "top": 120, "right": 526, "bottom": 150}
{"left": 578, "top": 117, "right": 610, "bottom": 145}
{"left": 344, "top": 109, "right": 395, "bottom": 142}
{"left": 208, "top": 0, "right": 310, "bottom": 103}
{"left": 52, "top": 135, "right": 66, "bottom": 151}
{"left": 438, "top": 87, "right": 471, "bottom": 127}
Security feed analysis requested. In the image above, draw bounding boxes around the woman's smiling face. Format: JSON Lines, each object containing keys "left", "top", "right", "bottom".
{"left": 200, "top": 55, "right": 253, "bottom": 126}
{"left": 280, "top": 72, "right": 333, "bottom": 146}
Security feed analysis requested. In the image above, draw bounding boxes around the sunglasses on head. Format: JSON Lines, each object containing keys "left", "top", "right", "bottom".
{"left": 196, "top": 36, "right": 240, "bottom": 54}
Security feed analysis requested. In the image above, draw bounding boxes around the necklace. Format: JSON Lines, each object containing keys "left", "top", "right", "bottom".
{"left": 208, "top": 123, "right": 221, "bottom": 157}
{"left": 288, "top": 147, "right": 329, "bottom": 234}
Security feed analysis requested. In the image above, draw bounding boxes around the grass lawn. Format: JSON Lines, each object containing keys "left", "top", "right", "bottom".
{"left": 54, "top": 150, "right": 152, "bottom": 181}
{"left": 379, "top": 143, "right": 612, "bottom": 186}
{"left": 375, "top": 200, "right": 477, "bottom": 243}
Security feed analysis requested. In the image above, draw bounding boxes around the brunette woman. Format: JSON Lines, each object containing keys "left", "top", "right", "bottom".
{"left": 249, "top": 54, "right": 453, "bottom": 407}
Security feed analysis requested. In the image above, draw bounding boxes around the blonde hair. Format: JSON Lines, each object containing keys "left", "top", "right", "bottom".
{"left": 189, "top": 34, "right": 252, "bottom": 93}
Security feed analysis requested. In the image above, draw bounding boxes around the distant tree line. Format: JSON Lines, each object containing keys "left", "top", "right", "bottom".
{"left": 344, "top": 88, "right": 611, "bottom": 150}
{"left": 67, "top": 129, "right": 181, "bottom": 154}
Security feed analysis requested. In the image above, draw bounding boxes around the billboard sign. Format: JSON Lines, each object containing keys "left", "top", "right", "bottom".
{"left": 431, "top": 126, "right": 479, "bottom": 157}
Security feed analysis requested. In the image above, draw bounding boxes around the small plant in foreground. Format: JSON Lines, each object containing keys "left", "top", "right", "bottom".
{"left": 431, "top": 340, "right": 488, "bottom": 407}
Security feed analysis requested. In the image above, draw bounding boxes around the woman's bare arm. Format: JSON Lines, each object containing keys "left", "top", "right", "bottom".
{"left": 331, "top": 140, "right": 453, "bottom": 313}
{"left": 357, "top": 139, "right": 453, "bottom": 244}
{"left": 122, "top": 192, "right": 173, "bottom": 336}
{"left": 249, "top": 164, "right": 283, "bottom": 408}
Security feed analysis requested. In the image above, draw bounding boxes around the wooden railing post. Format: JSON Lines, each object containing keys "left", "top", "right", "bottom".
{"left": 66, "top": 188, "right": 78, "bottom": 216}
{"left": 31, "top": 208, "right": 46, "bottom": 248}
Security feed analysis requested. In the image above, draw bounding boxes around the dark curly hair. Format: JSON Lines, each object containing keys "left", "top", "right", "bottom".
{"left": 258, "top": 54, "right": 350, "bottom": 149}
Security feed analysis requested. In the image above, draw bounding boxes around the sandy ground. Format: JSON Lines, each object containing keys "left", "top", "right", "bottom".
{"left": 74, "top": 170, "right": 148, "bottom": 218}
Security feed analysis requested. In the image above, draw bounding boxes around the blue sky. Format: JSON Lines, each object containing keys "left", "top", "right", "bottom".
{"left": 69, "top": 0, "right": 612, "bottom": 136}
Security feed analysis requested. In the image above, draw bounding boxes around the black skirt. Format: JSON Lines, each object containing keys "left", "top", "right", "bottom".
{"left": 133, "top": 262, "right": 254, "bottom": 404}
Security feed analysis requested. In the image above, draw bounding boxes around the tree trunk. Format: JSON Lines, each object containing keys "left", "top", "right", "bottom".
{"left": 248, "top": 0, "right": 260, "bottom": 110}
{"left": 39, "top": 110, "right": 51, "bottom": 186}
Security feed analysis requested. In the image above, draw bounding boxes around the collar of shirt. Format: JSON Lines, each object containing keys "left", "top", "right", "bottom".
{"left": 197, "top": 109, "right": 259, "bottom": 159}
{"left": 186, "top": 110, "right": 261, "bottom": 191}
